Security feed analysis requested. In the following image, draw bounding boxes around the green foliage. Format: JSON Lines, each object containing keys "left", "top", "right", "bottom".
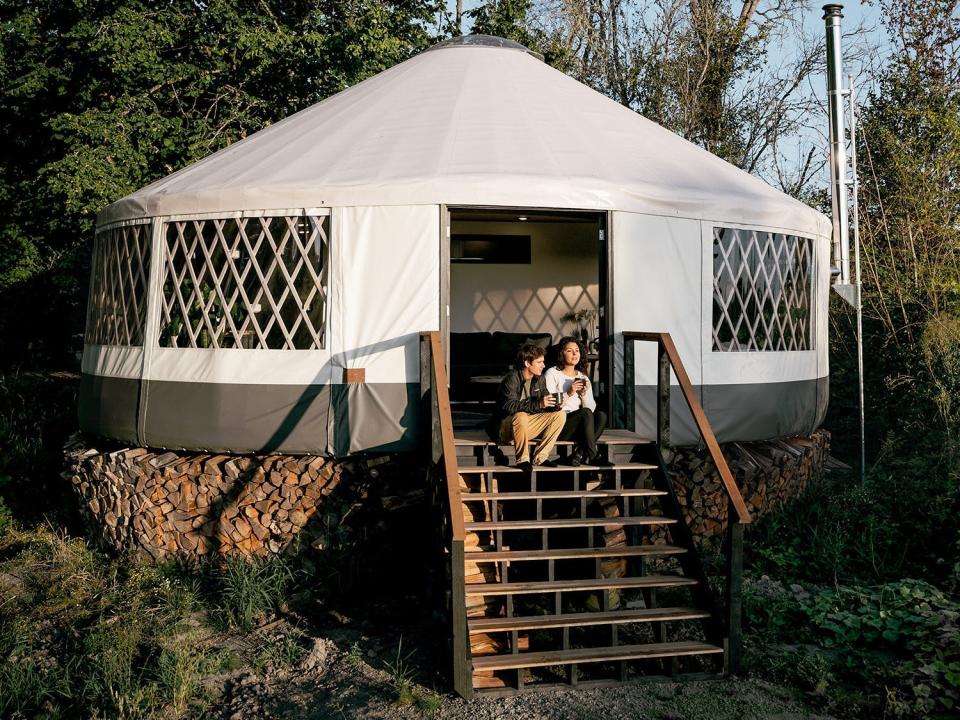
{"left": 0, "top": 0, "right": 443, "bottom": 369}
{"left": 745, "top": 576, "right": 960, "bottom": 718}
{"left": 382, "top": 637, "right": 417, "bottom": 706}
{"left": 214, "top": 554, "right": 293, "bottom": 632}
{"left": 466, "top": 0, "right": 542, "bottom": 51}
{"left": 0, "top": 372, "right": 80, "bottom": 526}
{"left": 0, "top": 526, "right": 220, "bottom": 718}
{"left": 253, "top": 626, "right": 306, "bottom": 671}
{"left": 749, "top": 436, "right": 959, "bottom": 586}
{"left": 0, "top": 655, "right": 73, "bottom": 718}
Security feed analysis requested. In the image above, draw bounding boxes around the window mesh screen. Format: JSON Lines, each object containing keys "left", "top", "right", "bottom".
{"left": 85, "top": 222, "right": 152, "bottom": 346}
{"left": 158, "top": 215, "right": 329, "bottom": 349}
{"left": 712, "top": 228, "right": 813, "bottom": 352}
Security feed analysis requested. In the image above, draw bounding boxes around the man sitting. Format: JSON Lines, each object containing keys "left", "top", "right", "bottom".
{"left": 487, "top": 343, "right": 566, "bottom": 471}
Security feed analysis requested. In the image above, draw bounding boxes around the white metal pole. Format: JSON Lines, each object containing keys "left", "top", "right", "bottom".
{"left": 824, "top": 4, "right": 850, "bottom": 284}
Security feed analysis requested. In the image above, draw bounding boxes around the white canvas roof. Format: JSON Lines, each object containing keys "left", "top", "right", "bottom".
{"left": 100, "top": 36, "right": 829, "bottom": 237}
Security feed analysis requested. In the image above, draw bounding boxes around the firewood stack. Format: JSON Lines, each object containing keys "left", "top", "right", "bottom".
{"left": 651, "top": 428, "right": 832, "bottom": 543}
{"left": 63, "top": 433, "right": 347, "bottom": 559}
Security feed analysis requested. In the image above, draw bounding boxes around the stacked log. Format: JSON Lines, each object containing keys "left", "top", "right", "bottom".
{"left": 654, "top": 428, "right": 832, "bottom": 543}
{"left": 63, "top": 434, "right": 347, "bottom": 559}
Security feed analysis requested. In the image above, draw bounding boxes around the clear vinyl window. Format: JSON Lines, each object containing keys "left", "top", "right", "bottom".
{"left": 158, "top": 215, "right": 329, "bottom": 350}
{"left": 85, "top": 222, "right": 152, "bottom": 346}
{"left": 712, "top": 227, "right": 813, "bottom": 352}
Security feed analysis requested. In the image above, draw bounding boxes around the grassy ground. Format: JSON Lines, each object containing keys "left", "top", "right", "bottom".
{"left": 1, "top": 371, "right": 955, "bottom": 718}
{"left": 0, "top": 521, "right": 842, "bottom": 720}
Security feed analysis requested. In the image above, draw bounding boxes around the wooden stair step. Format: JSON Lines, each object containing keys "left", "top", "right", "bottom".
{"left": 464, "top": 516, "right": 675, "bottom": 531}
{"left": 471, "top": 640, "right": 723, "bottom": 671}
{"left": 464, "top": 574, "right": 697, "bottom": 596}
{"left": 454, "top": 429, "right": 652, "bottom": 447}
{"left": 464, "top": 544, "right": 687, "bottom": 562}
{"left": 462, "top": 488, "right": 666, "bottom": 500}
{"left": 468, "top": 606, "right": 711, "bottom": 633}
{"left": 458, "top": 463, "right": 657, "bottom": 474}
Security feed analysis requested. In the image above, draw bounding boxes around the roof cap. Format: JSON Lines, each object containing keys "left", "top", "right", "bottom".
{"left": 427, "top": 34, "right": 543, "bottom": 60}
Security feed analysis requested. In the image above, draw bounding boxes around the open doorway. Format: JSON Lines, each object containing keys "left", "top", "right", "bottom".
{"left": 444, "top": 206, "right": 610, "bottom": 430}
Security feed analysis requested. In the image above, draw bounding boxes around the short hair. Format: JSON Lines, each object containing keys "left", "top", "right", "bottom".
{"left": 555, "top": 336, "right": 587, "bottom": 372}
{"left": 515, "top": 342, "right": 546, "bottom": 369}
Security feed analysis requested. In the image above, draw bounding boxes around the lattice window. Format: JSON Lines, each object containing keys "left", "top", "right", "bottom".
{"left": 85, "top": 222, "right": 152, "bottom": 346}
{"left": 158, "top": 215, "right": 328, "bottom": 349}
{"left": 712, "top": 228, "right": 813, "bottom": 352}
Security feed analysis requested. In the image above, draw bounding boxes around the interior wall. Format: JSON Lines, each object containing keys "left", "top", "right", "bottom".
{"left": 449, "top": 220, "right": 599, "bottom": 341}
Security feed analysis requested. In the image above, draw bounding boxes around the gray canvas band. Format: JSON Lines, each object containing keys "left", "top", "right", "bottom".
{"left": 81, "top": 373, "right": 827, "bottom": 454}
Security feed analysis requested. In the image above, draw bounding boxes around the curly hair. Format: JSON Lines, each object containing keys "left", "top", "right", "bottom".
{"left": 555, "top": 336, "right": 587, "bottom": 373}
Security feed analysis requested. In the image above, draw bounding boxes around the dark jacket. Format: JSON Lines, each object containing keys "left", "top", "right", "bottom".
{"left": 485, "top": 369, "right": 554, "bottom": 440}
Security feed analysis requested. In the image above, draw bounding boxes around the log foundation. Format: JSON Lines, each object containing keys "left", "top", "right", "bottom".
{"left": 63, "top": 434, "right": 352, "bottom": 559}
{"left": 64, "top": 429, "right": 831, "bottom": 560}
{"left": 657, "top": 428, "right": 832, "bottom": 541}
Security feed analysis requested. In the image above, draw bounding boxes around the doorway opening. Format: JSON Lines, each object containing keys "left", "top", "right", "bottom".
{"left": 444, "top": 206, "right": 610, "bottom": 431}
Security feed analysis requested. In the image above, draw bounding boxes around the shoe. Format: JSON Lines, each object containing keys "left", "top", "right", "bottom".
{"left": 536, "top": 458, "right": 558, "bottom": 468}
{"left": 515, "top": 460, "right": 532, "bottom": 473}
{"left": 564, "top": 452, "right": 582, "bottom": 467}
{"left": 589, "top": 454, "right": 614, "bottom": 467}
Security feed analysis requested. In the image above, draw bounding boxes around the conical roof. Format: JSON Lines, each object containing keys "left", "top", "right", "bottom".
{"left": 101, "top": 35, "right": 828, "bottom": 236}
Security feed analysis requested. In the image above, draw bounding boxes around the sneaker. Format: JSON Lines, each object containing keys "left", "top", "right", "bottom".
{"left": 564, "top": 452, "right": 582, "bottom": 467}
{"left": 515, "top": 460, "right": 533, "bottom": 473}
{"left": 536, "top": 458, "right": 559, "bottom": 468}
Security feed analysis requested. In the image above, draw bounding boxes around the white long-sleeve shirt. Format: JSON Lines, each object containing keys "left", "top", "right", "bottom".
{"left": 544, "top": 367, "right": 596, "bottom": 413}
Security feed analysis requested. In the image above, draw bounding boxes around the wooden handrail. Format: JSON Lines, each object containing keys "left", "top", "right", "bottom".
{"left": 622, "top": 331, "right": 752, "bottom": 525}
{"left": 420, "top": 331, "right": 472, "bottom": 697}
{"left": 425, "top": 331, "right": 466, "bottom": 540}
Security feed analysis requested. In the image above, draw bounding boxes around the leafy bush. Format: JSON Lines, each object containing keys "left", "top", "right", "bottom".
{"left": 0, "top": 372, "right": 80, "bottom": 527}
{"left": 744, "top": 576, "right": 960, "bottom": 718}
{"left": 748, "top": 433, "right": 960, "bottom": 587}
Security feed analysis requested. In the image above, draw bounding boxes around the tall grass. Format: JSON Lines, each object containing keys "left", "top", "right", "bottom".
{"left": 215, "top": 554, "right": 293, "bottom": 632}
{"left": 0, "top": 527, "right": 219, "bottom": 718}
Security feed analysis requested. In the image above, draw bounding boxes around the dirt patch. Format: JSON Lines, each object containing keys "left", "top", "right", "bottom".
{"left": 216, "top": 618, "right": 836, "bottom": 720}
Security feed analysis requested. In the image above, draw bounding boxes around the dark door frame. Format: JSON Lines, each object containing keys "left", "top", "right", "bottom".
{"left": 442, "top": 205, "right": 610, "bottom": 410}
{"left": 598, "top": 210, "right": 614, "bottom": 425}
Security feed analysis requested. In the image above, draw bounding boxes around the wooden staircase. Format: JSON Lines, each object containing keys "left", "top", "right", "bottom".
{"left": 420, "top": 331, "right": 752, "bottom": 698}
{"left": 454, "top": 433, "right": 724, "bottom": 692}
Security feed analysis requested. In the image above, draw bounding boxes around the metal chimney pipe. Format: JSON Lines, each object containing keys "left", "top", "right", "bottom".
{"left": 823, "top": 4, "right": 849, "bottom": 284}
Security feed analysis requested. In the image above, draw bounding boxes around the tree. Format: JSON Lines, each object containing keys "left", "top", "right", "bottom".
{"left": 854, "top": 0, "right": 960, "bottom": 438}
{"left": 529, "top": 0, "right": 830, "bottom": 191}
{"left": 0, "top": 0, "right": 442, "bottom": 367}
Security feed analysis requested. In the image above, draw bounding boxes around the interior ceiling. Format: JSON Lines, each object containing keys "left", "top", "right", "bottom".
{"left": 450, "top": 208, "right": 600, "bottom": 224}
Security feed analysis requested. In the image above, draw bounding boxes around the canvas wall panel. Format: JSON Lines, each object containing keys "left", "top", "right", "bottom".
{"left": 330, "top": 205, "right": 440, "bottom": 384}
{"left": 81, "top": 345, "right": 145, "bottom": 379}
{"left": 612, "top": 213, "right": 703, "bottom": 386}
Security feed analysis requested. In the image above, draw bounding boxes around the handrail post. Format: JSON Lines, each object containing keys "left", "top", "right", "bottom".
{"left": 657, "top": 339, "right": 671, "bottom": 448}
{"left": 420, "top": 331, "right": 472, "bottom": 698}
{"left": 725, "top": 497, "right": 744, "bottom": 674}
{"left": 623, "top": 329, "right": 751, "bottom": 679}
{"left": 623, "top": 334, "right": 635, "bottom": 431}
{"left": 419, "top": 333, "right": 435, "bottom": 462}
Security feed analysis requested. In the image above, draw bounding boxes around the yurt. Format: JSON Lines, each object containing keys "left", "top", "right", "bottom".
{"left": 81, "top": 35, "right": 832, "bottom": 456}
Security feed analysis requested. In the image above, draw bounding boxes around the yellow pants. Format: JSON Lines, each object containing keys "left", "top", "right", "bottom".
{"left": 500, "top": 411, "right": 566, "bottom": 464}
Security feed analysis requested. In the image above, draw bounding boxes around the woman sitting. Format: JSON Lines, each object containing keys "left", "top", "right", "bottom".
{"left": 544, "top": 336, "right": 609, "bottom": 466}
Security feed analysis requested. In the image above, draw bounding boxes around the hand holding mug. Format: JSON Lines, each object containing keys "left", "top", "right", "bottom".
{"left": 573, "top": 378, "right": 587, "bottom": 396}
{"left": 542, "top": 394, "right": 558, "bottom": 409}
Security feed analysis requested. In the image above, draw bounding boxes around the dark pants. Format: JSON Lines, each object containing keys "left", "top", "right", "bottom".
{"left": 558, "top": 408, "right": 608, "bottom": 457}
